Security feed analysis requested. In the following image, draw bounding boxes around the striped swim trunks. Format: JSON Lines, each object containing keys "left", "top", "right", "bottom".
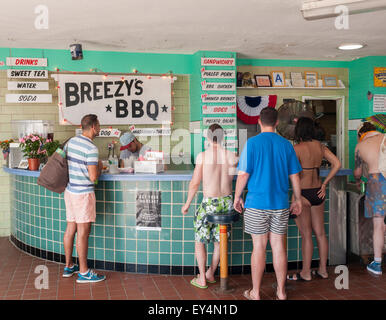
{"left": 244, "top": 208, "right": 290, "bottom": 235}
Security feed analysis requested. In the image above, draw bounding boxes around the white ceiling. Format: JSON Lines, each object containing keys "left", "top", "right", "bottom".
{"left": 1, "top": 0, "right": 386, "bottom": 61}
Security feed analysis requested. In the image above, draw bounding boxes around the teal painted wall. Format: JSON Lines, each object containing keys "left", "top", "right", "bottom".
{"left": 238, "top": 58, "right": 349, "bottom": 68}
{"left": 0, "top": 47, "right": 193, "bottom": 74}
{"left": 348, "top": 56, "right": 386, "bottom": 172}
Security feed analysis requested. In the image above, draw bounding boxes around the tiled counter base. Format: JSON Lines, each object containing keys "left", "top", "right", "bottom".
{"left": 4, "top": 167, "right": 349, "bottom": 275}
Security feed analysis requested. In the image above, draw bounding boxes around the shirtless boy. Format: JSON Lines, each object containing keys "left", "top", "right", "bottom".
{"left": 354, "top": 122, "right": 386, "bottom": 275}
{"left": 182, "top": 124, "right": 238, "bottom": 289}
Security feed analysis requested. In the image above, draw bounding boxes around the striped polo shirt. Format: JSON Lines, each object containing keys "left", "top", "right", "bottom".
{"left": 65, "top": 135, "right": 99, "bottom": 194}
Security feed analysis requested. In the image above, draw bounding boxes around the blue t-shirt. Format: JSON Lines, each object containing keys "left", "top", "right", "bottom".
{"left": 237, "top": 132, "right": 301, "bottom": 210}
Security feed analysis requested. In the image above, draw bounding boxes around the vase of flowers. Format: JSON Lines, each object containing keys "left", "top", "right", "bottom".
{"left": 0, "top": 139, "right": 14, "bottom": 167}
{"left": 19, "top": 134, "right": 46, "bottom": 170}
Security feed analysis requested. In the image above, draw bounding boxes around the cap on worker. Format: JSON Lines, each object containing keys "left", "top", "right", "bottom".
{"left": 120, "top": 132, "right": 135, "bottom": 151}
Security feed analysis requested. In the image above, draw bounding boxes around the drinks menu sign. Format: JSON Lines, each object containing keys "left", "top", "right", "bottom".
{"left": 6, "top": 57, "right": 47, "bottom": 67}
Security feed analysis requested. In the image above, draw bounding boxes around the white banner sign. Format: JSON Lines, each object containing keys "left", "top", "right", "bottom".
{"left": 373, "top": 94, "right": 386, "bottom": 112}
{"left": 7, "top": 81, "right": 49, "bottom": 91}
{"left": 98, "top": 128, "right": 121, "bottom": 138}
{"left": 7, "top": 69, "right": 48, "bottom": 79}
{"left": 201, "top": 68, "right": 236, "bottom": 79}
{"left": 222, "top": 140, "right": 238, "bottom": 149}
{"left": 204, "top": 139, "right": 238, "bottom": 150}
{"left": 131, "top": 128, "right": 171, "bottom": 136}
{"left": 201, "top": 94, "right": 236, "bottom": 103}
{"left": 5, "top": 93, "right": 52, "bottom": 103}
{"left": 203, "top": 128, "right": 237, "bottom": 138}
{"left": 201, "top": 57, "right": 235, "bottom": 66}
{"left": 201, "top": 81, "right": 236, "bottom": 91}
{"left": 202, "top": 104, "right": 236, "bottom": 115}
{"left": 6, "top": 57, "right": 47, "bottom": 67}
{"left": 203, "top": 117, "right": 236, "bottom": 126}
{"left": 51, "top": 74, "right": 174, "bottom": 125}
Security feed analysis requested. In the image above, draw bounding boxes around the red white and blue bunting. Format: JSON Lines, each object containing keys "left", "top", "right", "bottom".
{"left": 236, "top": 95, "right": 277, "bottom": 124}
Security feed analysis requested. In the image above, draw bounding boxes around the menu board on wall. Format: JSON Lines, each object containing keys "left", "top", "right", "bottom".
{"left": 201, "top": 94, "right": 236, "bottom": 103}
{"left": 373, "top": 94, "right": 386, "bottom": 112}
{"left": 136, "top": 191, "right": 161, "bottom": 231}
{"left": 52, "top": 73, "right": 175, "bottom": 125}
{"left": 200, "top": 56, "right": 237, "bottom": 152}
{"left": 203, "top": 117, "right": 236, "bottom": 126}
{"left": 7, "top": 81, "right": 49, "bottom": 91}
{"left": 201, "top": 57, "right": 235, "bottom": 66}
{"left": 201, "top": 68, "right": 236, "bottom": 79}
{"left": 6, "top": 57, "right": 47, "bottom": 67}
{"left": 202, "top": 104, "right": 236, "bottom": 115}
{"left": 7, "top": 69, "right": 48, "bottom": 79}
{"left": 201, "top": 81, "right": 236, "bottom": 91}
{"left": 131, "top": 128, "right": 171, "bottom": 136}
{"left": 5, "top": 93, "right": 52, "bottom": 103}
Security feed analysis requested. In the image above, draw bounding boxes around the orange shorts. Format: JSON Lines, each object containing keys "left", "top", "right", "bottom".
{"left": 64, "top": 190, "right": 96, "bottom": 223}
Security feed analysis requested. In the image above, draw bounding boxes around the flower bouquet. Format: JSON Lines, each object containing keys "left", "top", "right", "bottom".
{"left": 0, "top": 139, "right": 14, "bottom": 160}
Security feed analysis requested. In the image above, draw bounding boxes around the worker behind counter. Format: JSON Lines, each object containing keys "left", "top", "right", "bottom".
{"left": 119, "top": 132, "right": 151, "bottom": 168}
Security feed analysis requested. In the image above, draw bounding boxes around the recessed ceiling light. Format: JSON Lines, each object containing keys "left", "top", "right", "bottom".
{"left": 338, "top": 43, "right": 364, "bottom": 50}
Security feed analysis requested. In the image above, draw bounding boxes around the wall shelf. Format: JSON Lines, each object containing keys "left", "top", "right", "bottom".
{"left": 237, "top": 79, "right": 346, "bottom": 90}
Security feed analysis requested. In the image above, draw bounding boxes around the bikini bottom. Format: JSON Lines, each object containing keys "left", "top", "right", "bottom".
{"left": 301, "top": 187, "right": 325, "bottom": 206}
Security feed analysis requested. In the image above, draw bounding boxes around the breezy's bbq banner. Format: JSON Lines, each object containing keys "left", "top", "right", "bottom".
{"left": 52, "top": 74, "right": 175, "bottom": 125}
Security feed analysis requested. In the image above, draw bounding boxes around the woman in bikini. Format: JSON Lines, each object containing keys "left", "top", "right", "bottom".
{"left": 287, "top": 117, "right": 341, "bottom": 281}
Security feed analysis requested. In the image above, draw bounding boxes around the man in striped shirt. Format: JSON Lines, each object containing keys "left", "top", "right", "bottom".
{"left": 62, "top": 114, "right": 106, "bottom": 283}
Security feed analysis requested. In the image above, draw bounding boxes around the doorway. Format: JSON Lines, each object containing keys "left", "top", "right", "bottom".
{"left": 302, "top": 96, "right": 345, "bottom": 166}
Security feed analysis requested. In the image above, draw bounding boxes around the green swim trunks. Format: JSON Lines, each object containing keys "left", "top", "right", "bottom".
{"left": 194, "top": 195, "right": 233, "bottom": 243}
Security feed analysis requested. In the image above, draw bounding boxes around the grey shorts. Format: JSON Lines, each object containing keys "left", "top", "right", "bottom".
{"left": 244, "top": 208, "right": 290, "bottom": 235}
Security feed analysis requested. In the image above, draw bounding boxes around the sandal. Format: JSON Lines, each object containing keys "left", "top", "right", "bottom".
{"left": 287, "top": 272, "right": 311, "bottom": 282}
{"left": 312, "top": 270, "right": 328, "bottom": 279}
{"left": 190, "top": 277, "right": 208, "bottom": 289}
{"left": 243, "top": 289, "right": 258, "bottom": 300}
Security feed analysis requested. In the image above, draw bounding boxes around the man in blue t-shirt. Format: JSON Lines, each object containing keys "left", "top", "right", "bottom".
{"left": 234, "top": 107, "right": 302, "bottom": 301}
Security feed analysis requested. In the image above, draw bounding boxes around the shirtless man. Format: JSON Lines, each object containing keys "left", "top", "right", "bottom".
{"left": 354, "top": 122, "right": 385, "bottom": 275}
{"left": 182, "top": 124, "right": 238, "bottom": 289}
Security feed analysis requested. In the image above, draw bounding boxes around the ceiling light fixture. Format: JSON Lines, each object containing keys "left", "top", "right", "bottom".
{"left": 338, "top": 43, "right": 364, "bottom": 50}
{"left": 301, "top": 0, "right": 386, "bottom": 20}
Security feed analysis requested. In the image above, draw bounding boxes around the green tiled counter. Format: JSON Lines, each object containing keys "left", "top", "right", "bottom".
{"left": 4, "top": 167, "right": 350, "bottom": 274}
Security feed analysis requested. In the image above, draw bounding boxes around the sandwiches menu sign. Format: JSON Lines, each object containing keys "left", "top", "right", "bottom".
{"left": 52, "top": 73, "right": 175, "bottom": 125}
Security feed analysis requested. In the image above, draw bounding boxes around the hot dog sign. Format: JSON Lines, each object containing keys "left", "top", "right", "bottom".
{"left": 52, "top": 73, "right": 175, "bottom": 125}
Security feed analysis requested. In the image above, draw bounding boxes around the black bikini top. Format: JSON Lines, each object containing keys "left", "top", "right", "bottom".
{"left": 302, "top": 167, "right": 320, "bottom": 177}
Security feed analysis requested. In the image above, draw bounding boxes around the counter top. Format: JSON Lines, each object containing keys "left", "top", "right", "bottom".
{"left": 3, "top": 166, "right": 352, "bottom": 181}
{"left": 3, "top": 166, "right": 194, "bottom": 181}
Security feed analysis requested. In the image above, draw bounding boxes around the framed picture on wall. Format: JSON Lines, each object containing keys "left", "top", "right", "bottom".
{"left": 290, "top": 72, "right": 303, "bottom": 87}
{"left": 271, "top": 71, "right": 286, "bottom": 87}
{"left": 322, "top": 75, "right": 338, "bottom": 87}
{"left": 254, "top": 75, "right": 272, "bottom": 87}
{"left": 305, "top": 71, "right": 319, "bottom": 87}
